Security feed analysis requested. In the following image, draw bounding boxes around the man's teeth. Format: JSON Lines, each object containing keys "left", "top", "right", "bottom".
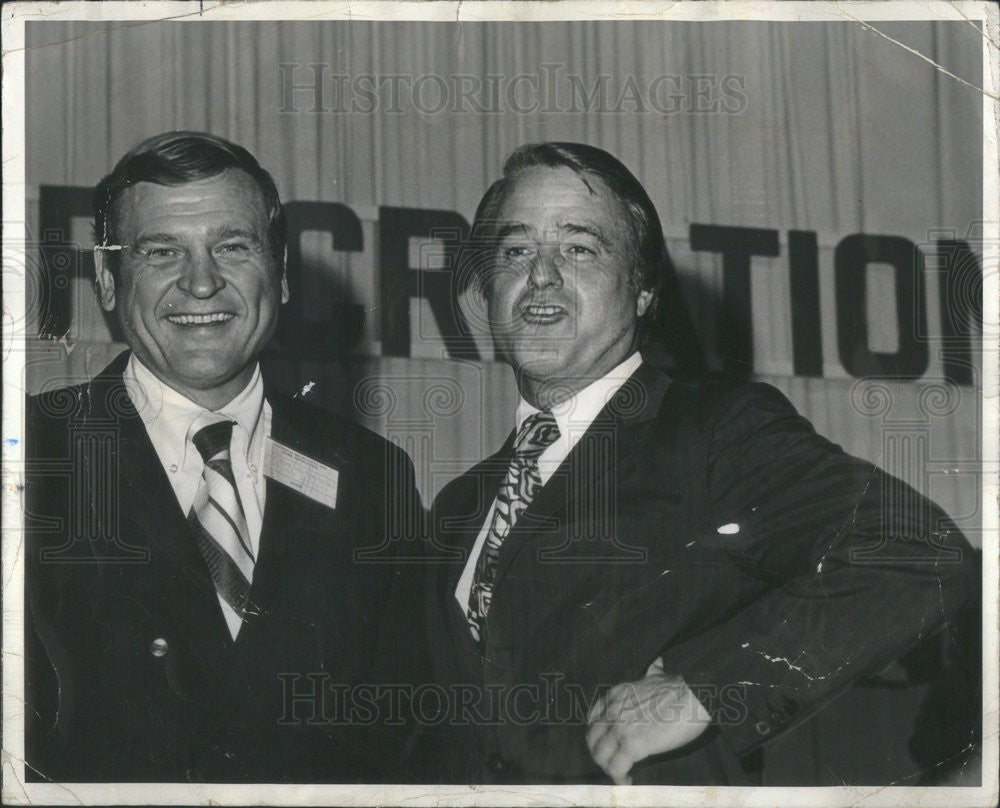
{"left": 166, "top": 313, "right": 234, "bottom": 324}
{"left": 526, "top": 305, "right": 562, "bottom": 315}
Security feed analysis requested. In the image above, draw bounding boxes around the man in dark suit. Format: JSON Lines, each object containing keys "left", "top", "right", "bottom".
{"left": 426, "top": 142, "right": 980, "bottom": 785}
{"left": 24, "top": 131, "right": 422, "bottom": 782}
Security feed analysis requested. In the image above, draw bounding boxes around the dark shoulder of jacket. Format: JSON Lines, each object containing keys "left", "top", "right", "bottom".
{"left": 27, "top": 351, "right": 132, "bottom": 429}
{"left": 267, "top": 388, "right": 413, "bottom": 471}
{"left": 26, "top": 381, "right": 95, "bottom": 458}
{"left": 670, "top": 378, "right": 800, "bottom": 417}
{"left": 646, "top": 377, "right": 807, "bottom": 444}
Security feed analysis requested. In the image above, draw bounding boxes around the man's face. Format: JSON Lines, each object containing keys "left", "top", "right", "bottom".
{"left": 483, "top": 166, "right": 652, "bottom": 394}
{"left": 96, "top": 169, "right": 288, "bottom": 409}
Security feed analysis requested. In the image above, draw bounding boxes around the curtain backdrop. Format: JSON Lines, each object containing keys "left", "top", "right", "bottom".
{"left": 22, "top": 20, "right": 984, "bottom": 537}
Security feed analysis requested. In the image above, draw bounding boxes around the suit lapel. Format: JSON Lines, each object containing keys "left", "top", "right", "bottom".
{"left": 232, "top": 389, "right": 362, "bottom": 660}
{"left": 492, "top": 362, "right": 672, "bottom": 586}
{"left": 253, "top": 388, "right": 354, "bottom": 565}
{"left": 229, "top": 391, "right": 344, "bottom": 647}
{"left": 92, "top": 362, "right": 235, "bottom": 675}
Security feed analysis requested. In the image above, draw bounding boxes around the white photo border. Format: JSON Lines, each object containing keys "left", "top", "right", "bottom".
{"left": 2, "top": 2, "right": 996, "bottom": 806}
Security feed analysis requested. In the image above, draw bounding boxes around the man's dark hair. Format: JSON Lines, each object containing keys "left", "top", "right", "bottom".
{"left": 464, "top": 141, "right": 705, "bottom": 373}
{"left": 94, "top": 130, "right": 286, "bottom": 275}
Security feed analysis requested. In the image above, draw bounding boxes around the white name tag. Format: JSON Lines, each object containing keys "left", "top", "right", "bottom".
{"left": 263, "top": 437, "right": 339, "bottom": 510}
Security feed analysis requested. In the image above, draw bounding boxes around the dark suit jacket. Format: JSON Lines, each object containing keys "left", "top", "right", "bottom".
{"left": 426, "top": 362, "right": 980, "bottom": 784}
{"left": 25, "top": 351, "right": 425, "bottom": 782}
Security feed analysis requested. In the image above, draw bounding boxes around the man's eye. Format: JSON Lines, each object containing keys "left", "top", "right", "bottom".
{"left": 564, "top": 244, "right": 596, "bottom": 258}
{"left": 143, "top": 247, "right": 179, "bottom": 262}
{"left": 502, "top": 245, "right": 533, "bottom": 260}
{"left": 216, "top": 242, "right": 252, "bottom": 255}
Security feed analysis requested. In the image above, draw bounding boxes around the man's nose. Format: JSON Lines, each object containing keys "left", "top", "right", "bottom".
{"left": 176, "top": 249, "right": 225, "bottom": 298}
{"left": 527, "top": 248, "right": 564, "bottom": 291}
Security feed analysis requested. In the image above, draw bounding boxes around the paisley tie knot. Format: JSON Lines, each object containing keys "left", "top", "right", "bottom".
{"left": 513, "top": 411, "right": 560, "bottom": 459}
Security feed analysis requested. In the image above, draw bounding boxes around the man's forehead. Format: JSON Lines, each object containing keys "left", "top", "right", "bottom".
{"left": 493, "top": 177, "right": 630, "bottom": 242}
{"left": 117, "top": 170, "right": 267, "bottom": 229}
{"left": 497, "top": 168, "right": 626, "bottom": 219}
{"left": 495, "top": 218, "right": 610, "bottom": 240}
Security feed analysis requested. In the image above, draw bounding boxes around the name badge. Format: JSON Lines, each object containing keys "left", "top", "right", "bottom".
{"left": 263, "top": 437, "right": 339, "bottom": 510}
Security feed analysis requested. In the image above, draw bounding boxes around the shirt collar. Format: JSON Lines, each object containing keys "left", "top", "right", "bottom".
{"left": 214, "top": 364, "right": 265, "bottom": 442}
{"left": 514, "top": 351, "right": 643, "bottom": 442}
{"left": 123, "top": 354, "right": 265, "bottom": 464}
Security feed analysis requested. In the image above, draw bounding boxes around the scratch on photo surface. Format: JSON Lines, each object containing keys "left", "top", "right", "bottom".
{"left": 57, "top": 333, "right": 75, "bottom": 356}
{"left": 831, "top": 6, "right": 999, "bottom": 101}
{"left": 949, "top": 2, "right": 1000, "bottom": 52}
{"left": 2, "top": 486, "right": 24, "bottom": 591}
{"left": 736, "top": 681, "right": 784, "bottom": 688}
{"left": 17, "top": 758, "right": 86, "bottom": 804}
{"left": 9, "top": 5, "right": 216, "bottom": 57}
{"left": 740, "top": 642, "right": 835, "bottom": 681}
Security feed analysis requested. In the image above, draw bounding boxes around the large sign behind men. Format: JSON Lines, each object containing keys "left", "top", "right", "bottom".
{"left": 34, "top": 189, "right": 983, "bottom": 387}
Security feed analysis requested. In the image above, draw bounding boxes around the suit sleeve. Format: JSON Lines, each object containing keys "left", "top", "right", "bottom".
{"left": 669, "top": 383, "right": 980, "bottom": 758}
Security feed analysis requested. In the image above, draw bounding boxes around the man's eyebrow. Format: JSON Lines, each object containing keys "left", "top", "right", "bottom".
{"left": 495, "top": 222, "right": 532, "bottom": 240}
{"left": 133, "top": 232, "right": 183, "bottom": 245}
{"left": 562, "top": 222, "right": 612, "bottom": 244}
{"left": 211, "top": 227, "right": 264, "bottom": 243}
{"left": 492, "top": 220, "right": 613, "bottom": 243}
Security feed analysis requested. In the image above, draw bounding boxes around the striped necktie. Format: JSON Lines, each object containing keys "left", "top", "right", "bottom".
{"left": 189, "top": 418, "right": 255, "bottom": 632}
{"left": 466, "top": 411, "right": 560, "bottom": 645}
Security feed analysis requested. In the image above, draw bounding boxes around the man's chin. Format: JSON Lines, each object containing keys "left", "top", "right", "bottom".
{"left": 153, "top": 354, "right": 254, "bottom": 399}
{"left": 508, "top": 350, "right": 569, "bottom": 377}
{"left": 508, "top": 354, "right": 583, "bottom": 395}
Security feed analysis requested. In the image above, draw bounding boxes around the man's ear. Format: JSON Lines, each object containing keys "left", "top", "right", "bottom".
{"left": 279, "top": 248, "right": 289, "bottom": 304}
{"left": 94, "top": 248, "right": 117, "bottom": 311}
{"left": 636, "top": 288, "right": 654, "bottom": 318}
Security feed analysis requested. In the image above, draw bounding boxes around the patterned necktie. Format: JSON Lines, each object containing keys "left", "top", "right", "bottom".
{"left": 189, "top": 419, "right": 255, "bottom": 627}
{"left": 466, "top": 411, "right": 560, "bottom": 644}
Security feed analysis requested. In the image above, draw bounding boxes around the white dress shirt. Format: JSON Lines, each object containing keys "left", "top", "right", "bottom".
{"left": 123, "top": 355, "right": 271, "bottom": 637}
{"left": 454, "top": 351, "right": 644, "bottom": 613}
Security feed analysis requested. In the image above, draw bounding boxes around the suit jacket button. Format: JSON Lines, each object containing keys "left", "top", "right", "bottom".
{"left": 782, "top": 698, "right": 799, "bottom": 716}
{"left": 150, "top": 638, "right": 168, "bottom": 657}
{"left": 754, "top": 720, "right": 771, "bottom": 735}
{"left": 487, "top": 753, "right": 506, "bottom": 774}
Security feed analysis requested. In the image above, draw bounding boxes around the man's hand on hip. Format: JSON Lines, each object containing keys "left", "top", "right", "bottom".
{"left": 585, "top": 662, "right": 712, "bottom": 785}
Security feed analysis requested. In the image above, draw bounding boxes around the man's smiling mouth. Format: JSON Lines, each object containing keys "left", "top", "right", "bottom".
{"left": 165, "top": 313, "right": 235, "bottom": 325}
{"left": 522, "top": 304, "right": 567, "bottom": 323}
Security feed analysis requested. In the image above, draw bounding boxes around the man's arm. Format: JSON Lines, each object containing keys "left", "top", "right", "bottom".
{"left": 588, "top": 382, "right": 979, "bottom": 778}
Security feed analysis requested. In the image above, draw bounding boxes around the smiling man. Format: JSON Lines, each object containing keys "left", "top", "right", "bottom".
{"left": 24, "top": 132, "right": 423, "bottom": 782}
{"left": 98, "top": 167, "right": 289, "bottom": 412}
{"left": 425, "top": 142, "right": 980, "bottom": 785}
